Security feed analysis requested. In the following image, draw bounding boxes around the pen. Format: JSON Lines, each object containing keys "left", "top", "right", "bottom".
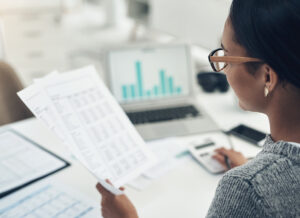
{"left": 224, "top": 155, "right": 231, "bottom": 169}
{"left": 222, "top": 130, "right": 234, "bottom": 150}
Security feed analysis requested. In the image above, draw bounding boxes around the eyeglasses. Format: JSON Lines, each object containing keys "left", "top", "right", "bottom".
{"left": 208, "top": 48, "right": 262, "bottom": 72}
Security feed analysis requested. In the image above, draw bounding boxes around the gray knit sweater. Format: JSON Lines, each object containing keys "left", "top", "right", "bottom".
{"left": 206, "top": 135, "right": 300, "bottom": 217}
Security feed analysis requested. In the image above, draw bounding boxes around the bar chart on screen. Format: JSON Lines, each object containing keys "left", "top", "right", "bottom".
{"left": 108, "top": 45, "right": 190, "bottom": 103}
{"left": 121, "top": 61, "right": 183, "bottom": 101}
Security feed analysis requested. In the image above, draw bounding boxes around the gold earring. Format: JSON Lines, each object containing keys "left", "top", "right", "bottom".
{"left": 264, "top": 87, "right": 269, "bottom": 97}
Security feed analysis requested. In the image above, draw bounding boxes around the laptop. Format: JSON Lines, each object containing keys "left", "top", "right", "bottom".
{"left": 106, "top": 43, "right": 219, "bottom": 140}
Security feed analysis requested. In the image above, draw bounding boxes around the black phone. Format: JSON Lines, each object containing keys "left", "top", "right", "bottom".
{"left": 228, "top": 124, "right": 267, "bottom": 147}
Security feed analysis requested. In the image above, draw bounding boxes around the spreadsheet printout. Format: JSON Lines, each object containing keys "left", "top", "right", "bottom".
{"left": 0, "top": 131, "right": 68, "bottom": 197}
{"left": 18, "top": 66, "right": 156, "bottom": 194}
{"left": 15, "top": 84, "right": 67, "bottom": 143}
{"left": 0, "top": 180, "right": 101, "bottom": 218}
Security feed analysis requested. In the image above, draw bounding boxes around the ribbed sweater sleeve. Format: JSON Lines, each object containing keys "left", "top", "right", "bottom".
{"left": 206, "top": 175, "right": 266, "bottom": 218}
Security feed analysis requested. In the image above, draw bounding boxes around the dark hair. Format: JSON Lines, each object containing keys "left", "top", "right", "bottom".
{"left": 229, "top": 0, "right": 300, "bottom": 88}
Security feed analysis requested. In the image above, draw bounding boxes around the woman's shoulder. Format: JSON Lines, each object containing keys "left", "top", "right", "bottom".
{"left": 226, "top": 136, "right": 300, "bottom": 182}
{"left": 216, "top": 140, "right": 300, "bottom": 217}
{"left": 210, "top": 151, "right": 300, "bottom": 218}
{"left": 223, "top": 151, "right": 278, "bottom": 182}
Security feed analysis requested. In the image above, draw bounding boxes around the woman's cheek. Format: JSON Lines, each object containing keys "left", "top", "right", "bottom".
{"left": 224, "top": 68, "right": 249, "bottom": 106}
{"left": 224, "top": 69, "right": 239, "bottom": 94}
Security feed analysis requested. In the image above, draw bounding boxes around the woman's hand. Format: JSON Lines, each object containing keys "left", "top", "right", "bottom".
{"left": 212, "top": 147, "right": 248, "bottom": 170}
{"left": 96, "top": 180, "right": 138, "bottom": 218}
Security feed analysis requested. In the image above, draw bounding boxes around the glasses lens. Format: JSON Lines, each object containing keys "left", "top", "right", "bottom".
{"left": 212, "top": 49, "right": 226, "bottom": 71}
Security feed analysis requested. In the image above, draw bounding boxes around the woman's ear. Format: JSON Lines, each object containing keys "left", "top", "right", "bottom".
{"left": 263, "top": 64, "right": 279, "bottom": 93}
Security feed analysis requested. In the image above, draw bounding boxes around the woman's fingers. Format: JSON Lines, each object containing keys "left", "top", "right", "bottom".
{"left": 212, "top": 153, "right": 225, "bottom": 163}
{"left": 104, "top": 179, "right": 126, "bottom": 191}
{"left": 105, "top": 179, "right": 113, "bottom": 185}
{"left": 96, "top": 180, "right": 125, "bottom": 195}
{"left": 212, "top": 153, "right": 228, "bottom": 169}
{"left": 215, "top": 147, "right": 238, "bottom": 159}
{"left": 214, "top": 147, "right": 248, "bottom": 168}
{"left": 96, "top": 183, "right": 105, "bottom": 194}
{"left": 96, "top": 183, "right": 112, "bottom": 196}
{"left": 215, "top": 147, "right": 232, "bottom": 155}
{"left": 96, "top": 180, "right": 138, "bottom": 218}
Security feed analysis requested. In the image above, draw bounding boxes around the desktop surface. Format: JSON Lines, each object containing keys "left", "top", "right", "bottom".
{"left": 8, "top": 118, "right": 222, "bottom": 218}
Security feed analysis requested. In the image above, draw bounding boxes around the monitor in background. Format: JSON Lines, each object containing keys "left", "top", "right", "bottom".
{"left": 149, "top": 0, "right": 232, "bottom": 50}
{"left": 107, "top": 44, "right": 191, "bottom": 104}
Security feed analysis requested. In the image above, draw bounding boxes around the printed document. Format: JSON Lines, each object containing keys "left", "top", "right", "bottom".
{"left": 0, "top": 179, "right": 101, "bottom": 218}
{"left": 0, "top": 130, "right": 69, "bottom": 198}
{"left": 18, "top": 66, "right": 156, "bottom": 194}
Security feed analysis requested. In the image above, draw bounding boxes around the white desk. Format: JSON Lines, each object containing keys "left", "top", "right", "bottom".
{"left": 5, "top": 89, "right": 268, "bottom": 218}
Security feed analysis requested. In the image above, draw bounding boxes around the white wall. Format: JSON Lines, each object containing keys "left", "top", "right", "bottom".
{"left": 150, "top": 0, "right": 232, "bottom": 50}
{"left": 0, "top": 0, "right": 62, "bottom": 13}
{"left": 0, "top": 20, "right": 5, "bottom": 59}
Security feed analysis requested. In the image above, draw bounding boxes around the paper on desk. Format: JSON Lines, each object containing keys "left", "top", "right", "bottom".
{"left": 143, "top": 138, "right": 188, "bottom": 179}
{"left": 18, "top": 66, "right": 157, "bottom": 195}
{"left": 127, "top": 175, "right": 153, "bottom": 191}
{"left": 0, "top": 131, "right": 67, "bottom": 196}
{"left": 0, "top": 179, "right": 101, "bottom": 217}
{"left": 128, "top": 138, "right": 190, "bottom": 191}
{"left": 128, "top": 138, "right": 190, "bottom": 190}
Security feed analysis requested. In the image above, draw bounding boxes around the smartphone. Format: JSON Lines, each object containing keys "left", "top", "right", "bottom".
{"left": 228, "top": 124, "right": 266, "bottom": 147}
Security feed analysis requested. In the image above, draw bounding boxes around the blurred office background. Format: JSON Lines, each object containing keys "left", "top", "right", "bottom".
{"left": 0, "top": 0, "right": 231, "bottom": 86}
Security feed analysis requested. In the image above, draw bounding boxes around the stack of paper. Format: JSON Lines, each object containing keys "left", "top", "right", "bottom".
{"left": 18, "top": 66, "right": 156, "bottom": 195}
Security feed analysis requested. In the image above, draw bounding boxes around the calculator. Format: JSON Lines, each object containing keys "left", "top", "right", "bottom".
{"left": 188, "top": 132, "right": 232, "bottom": 174}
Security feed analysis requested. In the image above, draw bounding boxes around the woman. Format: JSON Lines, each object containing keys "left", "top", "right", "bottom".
{"left": 96, "top": 0, "right": 300, "bottom": 217}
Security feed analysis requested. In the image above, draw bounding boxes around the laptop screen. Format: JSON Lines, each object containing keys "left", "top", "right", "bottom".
{"left": 108, "top": 45, "right": 191, "bottom": 104}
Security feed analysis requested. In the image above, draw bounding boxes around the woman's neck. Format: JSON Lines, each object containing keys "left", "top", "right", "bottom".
{"left": 267, "top": 88, "right": 300, "bottom": 143}
{"left": 268, "top": 115, "right": 300, "bottom": 143}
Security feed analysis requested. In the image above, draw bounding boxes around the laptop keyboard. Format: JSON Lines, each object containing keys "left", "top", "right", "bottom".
{"left": 126, "top": 105, "right": 201, "bottom": 124}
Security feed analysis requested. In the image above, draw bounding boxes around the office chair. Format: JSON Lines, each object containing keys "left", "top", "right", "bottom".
{"left": 0, "top": 61, "right": 32, "bottom": 126}
{"left": 0, "top": 18, "right": 32, "bottom": 125}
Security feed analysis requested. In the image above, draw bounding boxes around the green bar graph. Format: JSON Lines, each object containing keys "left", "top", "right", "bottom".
{"left": 160, "top": 70, "right": 166, "bottom": 95}
{"left": 130, "top": 85, "right": 135, "bottom": 98}
{"left": 121, "top": 61, "right": 182, "bottom": 100}
{"left": 122, "top": 85, "right": 128, "bottom": 100}
{"left": 136, "top": 61, "right": 143, "bottom": 97}
{"left": 154, "top": 85, "right": 159, "bottom": 96}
